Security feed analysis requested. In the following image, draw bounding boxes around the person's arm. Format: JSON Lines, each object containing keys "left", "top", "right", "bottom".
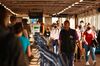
{"left": 83, "top": 32, "right": 88, "bottom": 45}
{"left": 58, "top": 39, "right": 61, "bottom": 53}
{"left": 23, "top": 29, "right": 28, "bottom": 38}
{"left": 75, "top": 30, "right": 79, "bottom": 42}
{"left": 27, "top": 45, "right": 32, "bottom": 57}
{"left": 58, "top": 30, "right": 62, "bottom": 53}
{"left": 44, "top": 30, "right": 46, "bottom": 37}
{"left": 26, "top": 38, "right": 32, "bottom": 57}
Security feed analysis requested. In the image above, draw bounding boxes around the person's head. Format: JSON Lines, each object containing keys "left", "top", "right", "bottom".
{"left": 10, "top": 15, "right": 16, "bottom": 25}
{"left": 54, "top": 24, "right": 57, "bottom": 29}
{"left": 22, "top": 19, "right": 28, "bottom": 25}
{"left": 13, "top": 22, "right": 23, "bottom": 37}
{"left": 80, "top": 20, "right": 84, "bottom": 27}
{"left": 0, "top": 4, "right": 9, "bottom": 27}
{"left": 75, "top": 25, "right": 79, "bottom": 29}
{"left": 64, "top": 20, "right": 70, "bottom": 30}
{"left": 46, "top": 26, "right": 50, "bottom": 31}
{"left": 87, "top": 23, "right": 91, "bottom": 26}
{"left": 80, "top": 20, "right": 84, "bottom": 24}
{"left": 56, "top": 20, "right": 59, "bottom": 26}
{"left": 86, "top": 26, "right": 91, "bottom": 31}
{"left": 52, "top": 23, "right": 57, "bottom": 29}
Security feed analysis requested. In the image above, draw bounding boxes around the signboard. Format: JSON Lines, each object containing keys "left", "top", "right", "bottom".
{"left": 32, "top": 24, "right": 40, "bottom": 35}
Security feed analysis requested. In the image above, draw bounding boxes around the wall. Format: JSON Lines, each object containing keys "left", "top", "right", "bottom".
{"left": 45, "top": 17, "right": 52, "bottom": 26}
{"left": 68, "top": 16, "right": 75, "bottom": 29}
{"left": 78, "top": 9, "right": 100, "bottom": 30}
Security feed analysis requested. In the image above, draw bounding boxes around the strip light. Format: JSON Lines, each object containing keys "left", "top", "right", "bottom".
{"left": 52, "top": 1, "right": 83, "bottom": 15}
{"left": 1, "top": 3, "right": 18, "bottom": 15}
{"left": 80, "top": 0, "right": 83, "bottom": 2}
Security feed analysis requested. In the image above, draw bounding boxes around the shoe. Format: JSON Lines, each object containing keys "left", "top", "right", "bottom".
{"left": 93, "top": 60, "right": 96, "bottom": 66}
{"left": 86, "top": 62, "right": 90, "bottom": 66}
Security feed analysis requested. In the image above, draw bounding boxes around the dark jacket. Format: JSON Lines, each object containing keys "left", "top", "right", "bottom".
{"left": 0, "top": 27, "right": 27, "bottom": 66}
{"left": 59, "top": 28, "right": 78, "bottom": 54}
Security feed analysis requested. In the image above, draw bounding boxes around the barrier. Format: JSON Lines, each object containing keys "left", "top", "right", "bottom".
{"left": 34, "top": 33, "right": 66, "bottom": 66}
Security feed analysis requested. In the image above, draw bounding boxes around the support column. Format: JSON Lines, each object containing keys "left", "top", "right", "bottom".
{"left": 75, "top": 14, "right": 78, "bottom": 26}
{"left": 45, "top": 17, "right": 52, "bottom": 26}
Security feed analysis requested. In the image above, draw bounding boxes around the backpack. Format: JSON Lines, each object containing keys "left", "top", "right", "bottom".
{"left": 97, "top": 30, "right": 100, "bottom": 44}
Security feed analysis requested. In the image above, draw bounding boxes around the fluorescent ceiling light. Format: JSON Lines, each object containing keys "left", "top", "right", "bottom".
{"left": 65, "top": 8, "right": 69, "bottom": 10}
{"left": 75, "top": 2, "right": 79, "bottom": 4}
{"left": 52, "top": 13, "right": 57, "bottom": 15}
{"left": 2, "top": 4, "right": 18, "bottom": 15}
{"left": 52, "top": 1, "right": 80, "bottom": 15}
{"left": 68, "top": 6, "right": 71, "bottom": 8}
{"left": 80, "top": 0, "right": 83, "bottom": 2}
{"left": 72, "top": 4, "right": 75, "bottom": 6}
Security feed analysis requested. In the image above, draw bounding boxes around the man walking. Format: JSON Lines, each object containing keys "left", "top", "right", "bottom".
{"left": 59, "top": 20, "right": 78, "bottom": 66}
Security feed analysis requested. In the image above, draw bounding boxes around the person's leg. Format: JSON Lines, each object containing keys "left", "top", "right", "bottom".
{"left": 54, "top": 45, "right": 56, "bottom": 53}
{"left": 74, "top": 44, "right": 78, "bottom": 62}
{"left": 90, "top": 46, "right": 96, "bottom": 60}
{"left": 79, "top": 41, "right": 84, "bottom": 59}
{"left": 62, "top": 53, "right": 68, "bottom": 66}
{"left": 68, "top": 53, "right": 74, "bottom": 66}
{"left": 56, "top": 44, "right": 59, "bottom": 54}
{"left": 84, "top": 44, "right": 90, "bottom": 65}
{"left": 52, "top": 40, "right": 56, "bottom": 53}
{"left": 77, "top": 47, "right": 81, "bottom": 61}
{"left": 55, "top": 40, "right": 58, "bottom": 54}
{"left": 90, "top": 46, "right": 96, "bottom": 66}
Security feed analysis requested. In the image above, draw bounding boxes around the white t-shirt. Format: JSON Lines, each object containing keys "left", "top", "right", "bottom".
{"left": 50, "top": 28, "right": 61, "bottom": 40}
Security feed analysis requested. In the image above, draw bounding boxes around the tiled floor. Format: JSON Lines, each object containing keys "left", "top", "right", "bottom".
{"left": 29, "top": 48, "right": 40, "bottom": 66}
{"left": 74, "top": 54, "right": 100, "bottom": 66}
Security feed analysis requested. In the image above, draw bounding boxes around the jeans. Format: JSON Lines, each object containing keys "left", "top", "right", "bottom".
{"left": 84, "top": 44, "right": 96, "bottom": 62}
{"left": 62, "top": 52, "right": 74, "bottom": 66}
{"left": 52, "top": 40, "right": 58, "bottom": 54}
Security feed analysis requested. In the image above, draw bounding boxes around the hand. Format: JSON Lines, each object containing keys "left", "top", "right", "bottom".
{"left": 58, "top": 48, "right": 61, "bottom": 54}
{"left": 84, "top": 41, "right": 88, "bottom": 45}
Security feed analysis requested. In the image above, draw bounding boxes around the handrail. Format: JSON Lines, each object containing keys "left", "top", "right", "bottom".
{"left": 38, "top": 45, "right": 57, "bottom": 62}
{"left": 40, "top": 51, "right": 57, "bottom": 66}
{"left": 34, "top": 34, "right": 66, "bottom": 66}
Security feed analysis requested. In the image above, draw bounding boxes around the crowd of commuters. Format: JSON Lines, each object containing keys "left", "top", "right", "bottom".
{"left": 0, "top": 3, "right": 100, "bottom": 66}
{"left": 44, "top": 20, "right": 77, "bottom": 66}
{"left": 43, "top": 19, "right": 100, "bottom": 66}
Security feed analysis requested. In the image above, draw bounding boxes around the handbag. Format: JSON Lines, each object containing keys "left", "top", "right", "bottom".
{"left": 92, "top": 38, "right": 98, "bottom": 47}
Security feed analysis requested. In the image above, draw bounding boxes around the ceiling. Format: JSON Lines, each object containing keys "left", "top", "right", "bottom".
{"left": 0, "top": 0, "right": 100, "bottom": 16}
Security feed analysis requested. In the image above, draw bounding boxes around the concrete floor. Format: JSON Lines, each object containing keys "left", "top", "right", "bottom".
{"left": 30, "top": 47, "right": 100, "bottom": 66}
{"left": 74, "top": 54, "right": 100, "bottom": 66}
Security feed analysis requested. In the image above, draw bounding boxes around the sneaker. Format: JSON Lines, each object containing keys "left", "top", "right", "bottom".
{"left": 93, "top": 60, "right": 96, "bottom": 66}
{"left": 86, "top": 62, "right": 90, "bottom": 66}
